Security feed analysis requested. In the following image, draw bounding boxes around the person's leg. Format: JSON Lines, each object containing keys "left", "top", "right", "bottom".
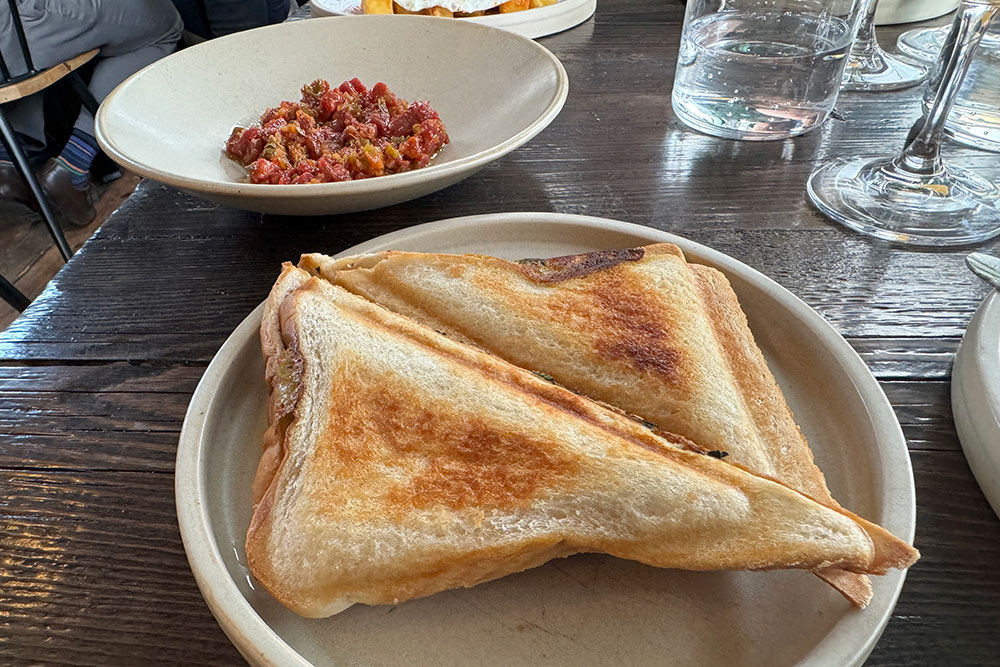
{"left": 1, "top": 0, "right": 182, "bottom": 148}
{"left": 61, "top": 0, "right": 182, "bottom": 186}
{"left": 70, "top": 0, "right": 184, "bottom": 137}
{"left": 2, "top": 0, "right": 182, "bottom": 222}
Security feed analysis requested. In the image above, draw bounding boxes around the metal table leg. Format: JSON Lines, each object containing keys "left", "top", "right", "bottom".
{"left": 0, "top": 105, "right": 72, "bottom": 261}
{"left": 0, "top": 272, "right": 31, "bottom": 312}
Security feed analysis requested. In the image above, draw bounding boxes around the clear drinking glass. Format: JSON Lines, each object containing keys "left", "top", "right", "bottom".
{"left": 672, "top": 0, "right": 865, "bottom": 140}
{"left": 897, "top": 22, "right": 1000, "bottom": 152}
{"left": 807, "top": 0, "right": 1000, "bottom": 247}
{"left": 840, "top": 0, "right": 929, "bottom": 91}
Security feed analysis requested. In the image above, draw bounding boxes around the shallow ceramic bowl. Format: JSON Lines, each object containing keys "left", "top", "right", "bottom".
{"left": 176, "top": 213, "right": 916, "bottom": 667}
{"left": 310, "top": 0, "right": 597, "bottom": 40}
{"left": 953, "top": 291, "right": 1000, "bottom": 518}
{"left": 95, "top": 17, "right": 567, "bottom": 215}
{"left": 875, "top": 0, "right": 958, "bottom": 25}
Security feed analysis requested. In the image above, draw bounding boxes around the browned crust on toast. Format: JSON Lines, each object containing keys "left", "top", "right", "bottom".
{"left": 690, "top": 264, "right": 833, "bottom": 502}
{"left": 300, "top": 245, "right": 918, "bottom": 606}
{"left": 252, "top": 263, "right": 308, "bottom": 506}
{"left": 515, "top": 247, "right": 648, "bottom": 283}
{"left": 689, "top": 263, "right": 888, "bottom": 606}
{"left": 248, "top": 267, "right": 918, "bottom": 615}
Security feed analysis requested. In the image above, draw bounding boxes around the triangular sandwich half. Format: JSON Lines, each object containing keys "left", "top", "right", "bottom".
{"left": 299, "top": 244, "right": 899, "bottom": 606}
{"left": 247, "top": 264, "right": 917, "bottom": 618}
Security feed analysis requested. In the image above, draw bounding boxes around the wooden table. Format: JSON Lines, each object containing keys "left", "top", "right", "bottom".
{"left": 2, "top": 1, "right": 998, "bottom": 664}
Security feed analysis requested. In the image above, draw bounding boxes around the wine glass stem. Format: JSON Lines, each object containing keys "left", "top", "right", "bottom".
{"left": 896, "top": 1, "right": 1000, "bottom": 177}
{"left": 854, "top": 0, "right": 879, "bottom": 53}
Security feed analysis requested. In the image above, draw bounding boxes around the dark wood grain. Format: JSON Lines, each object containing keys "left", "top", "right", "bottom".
{"left": 0, "top": 361, "right": 204, "bottom": 393}
{"left": 0, "top": 470, "right": 241, "bottom": 665}
{"left": 881, "top": 381, "right": 958, "bottom": 452}
{"left": 850, "top": 338, "right": 959, "bottom": 381}
{"left": 871, "top": 452, "right": 1000, "bottom": 667}
{"left": 0, "top": 0, "right": 996, "bottom": 664}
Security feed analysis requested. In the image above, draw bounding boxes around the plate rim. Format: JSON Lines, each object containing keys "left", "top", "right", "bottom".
{"left": 310, "top": 0, "right": 598, "bottom": 40}
{"left": 176, "top": 212, "right": 916, "bottom": 667}
{"left": 952, "top": 291, "right": 1000, "bottom": 518}
{"left": 95, "top": 16, "right": 569, "bottom": 201}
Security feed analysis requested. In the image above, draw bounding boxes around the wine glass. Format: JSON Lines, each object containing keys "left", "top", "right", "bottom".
{"left": 807, "top": 0, "right": 1000, "bottom": 246}
{"left": 841, "top": 0, "right": 929, "bottom": 90}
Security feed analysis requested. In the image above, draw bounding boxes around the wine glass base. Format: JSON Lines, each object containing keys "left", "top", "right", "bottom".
{"left": 896, "top": 27, "right": 946, "bottom": 62}
{"left": 840, "top": 48, "right": 929, "bottom": 91}
{"left": 807, "top": 155, "right": 1000, "bottom": 246}
{"left": 946, "top": 126, "right": 1000, "bottom": 154}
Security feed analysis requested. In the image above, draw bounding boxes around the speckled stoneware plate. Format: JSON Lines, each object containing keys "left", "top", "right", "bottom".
{"left": 874, "top": 0, "right": 957, "bottom": 25}
{"left": 95, "top": 17, "right": 567, "bottom": 215}
{"left": 176, "top": 213, "right": 916, "bottom": 667}
{"left": 310, "top": 0, "right": 597, "bottom": 39}
{"left": 952, "top": 291, "right": 1000, "bottom": 519}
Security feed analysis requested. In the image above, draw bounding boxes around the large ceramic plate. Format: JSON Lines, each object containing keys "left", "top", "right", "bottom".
{"left": 176, "top": 213, "right": 915, "bottom": 667}
{"left": 310, "top": 0, "right": 597, "bottom": 39}
{"left": 95, "top": 17, "right": 567, "bottom": 215}
{"left": 953, "top": 291, "right": 1000, "bottom": 518}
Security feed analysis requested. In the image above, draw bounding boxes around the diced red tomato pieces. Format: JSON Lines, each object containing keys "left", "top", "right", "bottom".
{"left": 225, "top": 78, "right": 449, "bottom": 184}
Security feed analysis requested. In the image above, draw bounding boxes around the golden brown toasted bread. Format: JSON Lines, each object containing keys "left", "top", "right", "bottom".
{"left": 248, "top": 264, "right": 916, "bottom": 618}
{"left": 299, "top": 244, "right": 899, "bottom": 606}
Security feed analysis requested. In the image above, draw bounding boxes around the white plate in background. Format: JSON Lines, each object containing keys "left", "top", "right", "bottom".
{"left": 875, "top": 0, "right": 957, "bottom": 25}
{"left": 310, "top": 0, "right": 596, "bottom": 39}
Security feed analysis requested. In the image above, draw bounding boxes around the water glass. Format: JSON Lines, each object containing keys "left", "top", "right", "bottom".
{"left": 898, "top": 25, "right": 1000, "bottom": 152}
{"left": 672, "top": 0, "right": 866, "bottom": 140}
{"left": 926, "top": 26, "right": 1000, "bottom": 152}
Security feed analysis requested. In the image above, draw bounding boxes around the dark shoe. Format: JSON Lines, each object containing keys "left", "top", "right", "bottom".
{"left": 0, "top": 161, "right": 38, "bottom": 209}
{"left": 36, "top": 158, "right": 95, "bottom": 228}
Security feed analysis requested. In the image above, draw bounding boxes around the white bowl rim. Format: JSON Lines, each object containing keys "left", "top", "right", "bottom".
{"left": 952, "top": 290, "right": 1000, "bottom": 517}
{"left": 175, "top": 212, "right": 915, "bottom": 667}
{"left": 975, "top": 292, "right": 1000, "bottom": 410}
{"left": 95, "top": 16, "right": 569, "bottom": 201}
{"left": 311, "top": 0, "right": 598, "bottom": 38}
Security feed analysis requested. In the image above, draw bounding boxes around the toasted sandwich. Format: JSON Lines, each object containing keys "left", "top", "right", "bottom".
{"left": 247, "top": 264, "right": 917, "bottom": 618}
{"left": 299, "top": 244, "right": 893, "bottom": 606}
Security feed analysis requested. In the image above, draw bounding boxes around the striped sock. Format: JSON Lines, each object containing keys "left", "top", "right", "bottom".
{"left": 55, "top": 129, "right": 99, "bottom": 189}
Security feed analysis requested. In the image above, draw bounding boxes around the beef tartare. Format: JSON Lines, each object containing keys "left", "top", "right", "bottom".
{"left": 225, "top": 78, "right": 449, "bottom": 185}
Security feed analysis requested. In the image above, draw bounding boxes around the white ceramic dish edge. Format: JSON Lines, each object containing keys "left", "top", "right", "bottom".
{"left": 310, "top": 0, "right": 597, "bottom": 40}
{"left": 176, "top": 213, "right": 915, "bottom": 667}
{"left": 952, "top": 291, "right": 1000, "bottom": 518}
{"left": 875, "top": 0, "right": 957, "bottom": 25}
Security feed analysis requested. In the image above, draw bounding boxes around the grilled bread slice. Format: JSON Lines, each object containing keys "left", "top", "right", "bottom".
{"left": 247, "top": 264, "right": 917, "bottom": 618}
{"left": 299, "top": 244, "right": 895, "bottom": 606}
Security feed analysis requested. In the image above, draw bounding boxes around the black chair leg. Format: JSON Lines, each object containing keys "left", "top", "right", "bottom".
{"left": 67, "top": 71, "right": 100, "bottom": 117}
{"left": 0, "top": 105, "right": 72, "bottom": 261}
{"left": 0, "top": 272, "right": 31, "bottom": 312}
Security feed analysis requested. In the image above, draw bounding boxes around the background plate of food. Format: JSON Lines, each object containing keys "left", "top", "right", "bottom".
{"left": 96, "top": 16, "right": 568, "bottom": 215}
{"left": 176, "top": 213, "right": 916, "bottom": 667}
{"left": 311, "top": 0, "right": 597, "bottom": 39}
